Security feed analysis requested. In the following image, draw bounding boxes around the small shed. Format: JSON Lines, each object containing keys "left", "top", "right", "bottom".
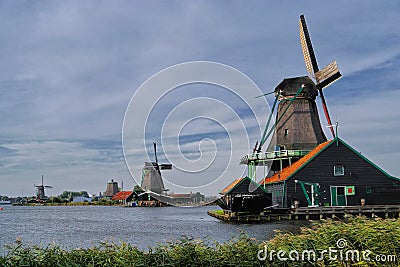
{"left": 134, "top": 191, "right": 167, "bottom": 207}
{"left": 219, "top": 177, "right": 272, "bottom": 213}
{"left": 260, "top": 138, "right": 400, "bottom": 207}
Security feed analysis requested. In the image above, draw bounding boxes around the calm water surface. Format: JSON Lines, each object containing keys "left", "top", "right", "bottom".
{"left": 0, "top": 205, "right": 306, "bottom": 254}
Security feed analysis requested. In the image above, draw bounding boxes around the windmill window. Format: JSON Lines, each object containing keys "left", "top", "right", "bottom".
{"left": 275, "top": 189, "right": 283, "bottom": 196}
{"left": 334, "top": 165, "right": 344, "bottom": 176}
{"left": 284, "top": 129, "right": 289, "bottom": 136}
{"left": 366, "top": 187, "right": 372, "bottom": 194}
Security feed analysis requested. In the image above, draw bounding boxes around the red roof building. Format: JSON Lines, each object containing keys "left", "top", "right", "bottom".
{"left": 112, "top": 191, "right": 134, "bottom": 202}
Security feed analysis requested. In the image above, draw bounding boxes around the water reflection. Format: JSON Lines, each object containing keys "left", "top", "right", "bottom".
{"left": 0, "top": 205, "right": 308, "bottom": 254}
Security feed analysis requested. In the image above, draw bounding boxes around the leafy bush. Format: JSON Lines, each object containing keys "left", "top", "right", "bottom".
{"left": 265, "top": 216, "right": 400, "bottom": 266}
{"left": 1, "top": 217, "right": 399, "bottom": 266}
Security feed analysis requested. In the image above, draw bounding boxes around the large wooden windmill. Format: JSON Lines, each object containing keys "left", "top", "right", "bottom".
{"left": 241, "top": 14, "right": 343, "bottom": 180}
{"left": 34, "top": 175, "right": 52, "bottom": 200}
{"left": 141, "top": 142, "right": 172, "bottom": 195}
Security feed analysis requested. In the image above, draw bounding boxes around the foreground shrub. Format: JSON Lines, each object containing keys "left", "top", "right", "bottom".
{"left": 1, "top": 235, "right": 261, "bottom": 267}
{"left": 1, "top": 217, "right": 399, "bottom": 266}
{"left": 264, "top": 216, "right": 400, "bottom": 266}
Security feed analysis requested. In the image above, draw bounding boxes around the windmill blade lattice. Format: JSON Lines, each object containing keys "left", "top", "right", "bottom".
{"left": 299, "top": 14, "right": 342, "bottom": 138}
{"left": 299, "top": 15, "right": 319, "bottom": 76}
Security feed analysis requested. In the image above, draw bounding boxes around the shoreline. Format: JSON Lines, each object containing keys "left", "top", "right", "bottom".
{"left": 11, "top": 202, "right": 120, "bottom": 207}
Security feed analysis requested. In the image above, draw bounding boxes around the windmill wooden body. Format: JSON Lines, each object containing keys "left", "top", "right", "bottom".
{"left": 272, "top": 76, "right": 327, "bottom": 151}
{"left": 34, "top": 175, "right": 52, "bottom": 200}
{"left": 141, "top": 142, "right": 172, "bottom": 195}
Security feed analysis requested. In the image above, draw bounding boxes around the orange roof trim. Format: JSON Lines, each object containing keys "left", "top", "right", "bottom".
{"left": 260, "top": 140, "right": 333, "bottom": 185}
{"left": 219, "top": 177, "right": 244, "bottom": 195}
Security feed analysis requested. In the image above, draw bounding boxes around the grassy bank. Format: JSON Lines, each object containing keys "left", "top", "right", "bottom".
{"left": 265, "top": 216, "right": 399, "bottom": 266}
{"left": 1, "top": 216, "right": 399, "bottom": 266}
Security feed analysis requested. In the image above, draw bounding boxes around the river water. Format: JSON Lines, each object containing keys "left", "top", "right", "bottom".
{"left": 0, "top": 205, "right": 306, "bottom": 255}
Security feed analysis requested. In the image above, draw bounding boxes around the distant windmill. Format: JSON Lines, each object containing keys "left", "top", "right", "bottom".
{"left": 34, "top": 175, "right": 52, "bottom": 200}
{"left": 299, "top": 14, "right": 342, "bottom": 138}
{"left": 141, "top": 142, "right": 172, "bottom": 195}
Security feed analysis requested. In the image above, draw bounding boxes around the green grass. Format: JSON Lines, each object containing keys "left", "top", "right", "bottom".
{"left": 1, "top": 236, "right": 260, "bottom": 267}
{"left": 211, "top": 209, "right": 224, "bottom": 215}
{"left": 264, "top": 216, "right": 400, "bottom": 266}
{"left": 1, "top": 216, "right": 399, "bottom": 266}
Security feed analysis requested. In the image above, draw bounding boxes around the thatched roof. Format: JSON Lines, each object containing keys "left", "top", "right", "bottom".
{"left": 275, "top": 76, "right": 318, "bottom": 99}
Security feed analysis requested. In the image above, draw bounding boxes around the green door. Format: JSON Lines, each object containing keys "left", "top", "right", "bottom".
{"left": 331, "top": 186, "right": 347, "bottom": 206}
{"left": 330, "top": 187, "right": 337, "bottom": 206}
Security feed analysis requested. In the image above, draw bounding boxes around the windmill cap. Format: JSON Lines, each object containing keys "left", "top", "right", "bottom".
{"left": 275, "top": 76, "right": 318, "bottom": 99}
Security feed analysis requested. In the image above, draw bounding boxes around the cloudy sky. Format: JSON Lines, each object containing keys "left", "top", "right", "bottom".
{"left": 1, "top": 1, "right": 399, "bottom": 197}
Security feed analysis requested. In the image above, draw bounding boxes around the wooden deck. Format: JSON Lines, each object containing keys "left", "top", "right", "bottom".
{"left": 208, "top": 205, "right": 400, "bottom": 223}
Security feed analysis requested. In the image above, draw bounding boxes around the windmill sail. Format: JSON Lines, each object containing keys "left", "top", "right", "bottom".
{"left": 299, "top": 14, "right": 342, "bottom": 138}
{"left": 160, "top": 164, "right": 172, "bottom": 170}
{"left": 299, "top": 15, "right": 342, "bottom": 88}
{"left": 315, "top": 61, "right": 342, "bottom": 89}
{"left": 299, "top": 14, "right": 319, "bottom": 76}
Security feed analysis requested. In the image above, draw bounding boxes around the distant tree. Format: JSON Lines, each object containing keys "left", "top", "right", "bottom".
{"left": 59, "top": 191, "right": 89, "bottom": 201}
{"left": 0, "top": 195, "right": 10, "bottom": 201}
{"left": 59, "top": 191, "right": 71, "bottom": 199}
{"left": 97, "top": 198, "right": 109, "bottom": 204}
{"left": 133, "top": 185, "right": 144, "bottom": 193}
{"left": 16, "top": 197, "right": 27, "bottom": 204}
{"left": 48, "top": 196, "right": 64, "bottom": 203}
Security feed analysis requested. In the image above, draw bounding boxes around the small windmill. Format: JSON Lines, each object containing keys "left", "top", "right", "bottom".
{"left": 34, "top": 175, "right": 52, "bottom": 200}
{"left": 299, "top": 14, "right": 342, "bottom": 138}
{"left": 141, "top": 142, "right": 172, "bottom": 194}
